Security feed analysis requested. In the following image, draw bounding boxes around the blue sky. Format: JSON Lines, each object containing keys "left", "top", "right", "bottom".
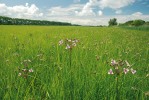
{"left": 0, "top": 0, "right": 149, "bottom": 25}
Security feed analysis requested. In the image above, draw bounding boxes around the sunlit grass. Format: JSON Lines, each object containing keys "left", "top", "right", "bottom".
{"left": 0, "top": 25, "right": 149, "bottom": 100}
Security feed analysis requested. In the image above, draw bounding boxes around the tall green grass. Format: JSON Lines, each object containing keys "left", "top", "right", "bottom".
{"left": 0, "top": 25, "right": 149, "bottom": 100}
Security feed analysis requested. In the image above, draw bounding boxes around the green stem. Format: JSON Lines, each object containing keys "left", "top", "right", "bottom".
{"left": 69, "top": 49, "right": 73, "bottom": 100}
{"left": 69, "top": 49, "right": 72, "bottom": 69}
{"left": 116, "top": 76, "right": 120, "bottom": 100}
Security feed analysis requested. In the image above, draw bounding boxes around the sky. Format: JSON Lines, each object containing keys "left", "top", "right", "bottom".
{"left": 0, "top": 0, "right": 149, "bottom": 26}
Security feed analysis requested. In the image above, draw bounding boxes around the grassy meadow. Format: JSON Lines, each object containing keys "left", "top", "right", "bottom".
{"left": 0, "top": 25, "right": 149, "bottom": 100}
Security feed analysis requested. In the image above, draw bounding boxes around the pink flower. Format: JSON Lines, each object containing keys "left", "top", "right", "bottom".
{"left": 108, "top": 69, "right": 114, "bottom": 74}
{"left": 111, "top": 59, "right": 117, "bottom": 66}
{"left": 131, "top": 68, "right": 136, "bottom": 74}
{"left": 123, "top": 68, "right": 129, "bottom": 74}
{"left": 29, "top": 68, "right": 33, "bottom": 73}
{"left": 65, "top": 44, "right": 71, "bottom": 49}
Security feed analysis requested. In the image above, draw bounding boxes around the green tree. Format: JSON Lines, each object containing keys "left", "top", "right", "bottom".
{"left": 108, "top": 18, "right": 118, "bottom": 26}
{"left": 132, "top": 19, "right": 145, "bottom": 26}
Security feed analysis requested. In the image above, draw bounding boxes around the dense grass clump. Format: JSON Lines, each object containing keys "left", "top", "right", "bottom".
{"left": 0, "top": 25, "right": 149, "bottom": 100}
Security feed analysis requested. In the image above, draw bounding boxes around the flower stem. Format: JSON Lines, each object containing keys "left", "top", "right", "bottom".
{"left": 116, "top": 76, "right": 120, "bottom": 100}
{"left": 69, "top": 49, "right": 73, "bottom": 100}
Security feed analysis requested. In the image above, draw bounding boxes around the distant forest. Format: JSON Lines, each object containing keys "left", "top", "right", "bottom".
{"left": 119, "top": 19, "right": 149, "bottom": 26}
{"left": 0, "top": 16, "right": 80, "bottom": 26}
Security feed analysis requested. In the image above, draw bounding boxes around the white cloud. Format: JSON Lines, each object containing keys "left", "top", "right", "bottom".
{"left": 75, "top": 0, "right": 96, "bottom": 16}
{"left": 0, "top": 3, "right": 149, "bottom": 26}
{"left": 99, "top": 0, "right": 135, "bottom": 9}
{"left": 132, "top": 12, "right": 143, "bottom": 16}
{"left": 48, "top": 4, "right": 83, "bottom": 16}
{"left": 98, "top": 10, "right": 103, "bottom": 16}
{"left": 0, "top": 3, "right": 43, "bottom": 19}
{"left": 75, "top": 0, "right": 135, "bottom": 16}
{"left": 115, "top": 10, "right": 122, "bottom": 14}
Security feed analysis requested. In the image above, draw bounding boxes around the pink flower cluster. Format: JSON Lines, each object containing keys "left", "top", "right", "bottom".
{"left": 59, "top": 39, "right": 79, "bottom": 50}
{"left": 108, "top": 59, "right": 136, "bottom": 75}
{"left": 18, "top": 59, "right": 34, "bottom": 78}
{"left": 18, "top": 68, "right": 34, "bottom": 78}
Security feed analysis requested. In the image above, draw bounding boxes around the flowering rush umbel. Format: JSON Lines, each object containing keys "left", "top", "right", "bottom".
{"left": 58, "top": 38, "right": 79, "bottom": 50}
{"left": 18, "top": 68, "right": 34, "bottom": 78}
{"left": 108, "top": 59, "right": 136, "bottom": 75}
{"left": 18, "top": 59, "right": 34, "bottom": 78}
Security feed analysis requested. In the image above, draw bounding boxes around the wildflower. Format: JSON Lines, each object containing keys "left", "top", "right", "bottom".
{"left": 130, "top": 68, "right": 136, "bottom": 74}
{"left": 29, "top": 68, "right": 33, "bottom": 73}
{"left": 65, "top": 44, "right": 71, "bottom": 49}
{"left": 59, "top": 40, "right": 63, "bottom": 45}
{"left": 72, "top": 43, "right": 76, "bottom": 47}
{"left": 68, "top": 39, "right": 72, "bottom": 42}
{"left": 73, "top": 39, "right": 79, "bottom": 43}
{"left": 18, "top": 73, "right": 22, "bottom": 76}
{"left": 111, "top": 59, "right": 117, "bottom": 66}
{"left": 108, "top": 69, "right": 114, "bottom": 74}
{"left": 72, "top": 40, "right": 75, "bottom": 43}
{"left": 22, "top": 69, "right": 27, "bottom": 72}
{"left": 123, "top": 68, "right": 129, "bottom": 74}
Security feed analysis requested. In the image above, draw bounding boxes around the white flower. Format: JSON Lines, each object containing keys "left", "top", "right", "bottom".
{"left": 75, "top": 39, "right": 78, "bottom": 43}
{"left": 29, "top": 68, "right": 33, "bottom": 73}
{"left": 72, "top": 43, "right": 76, "bottom": 47}
{"left": 18, "top": 73, "right": 22, "bottom": 76}
{"left": 59, "top": 40, "right": 63, "bottom": 45}
{"left": 65, "top": 44, "right": 71, "bottom": 49}
{"left": 68, "top": 39, "right": 72, "bottom": 42}
{"left": 22, "top": 69, "right": 27, "bottom": 72}
{"left": 131, "top": 68, "right": 136, "bottom": 74}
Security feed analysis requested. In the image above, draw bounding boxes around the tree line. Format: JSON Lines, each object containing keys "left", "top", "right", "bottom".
{"left": 108, "top": 18, "right": 149, "bottom": 27}
{"left": 0, "top": 16, "right": 78, "bottom": 26}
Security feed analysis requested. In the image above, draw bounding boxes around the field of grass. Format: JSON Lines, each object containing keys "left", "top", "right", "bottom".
{"left": 0, "top": 25, "right": 149, "bottom": 100}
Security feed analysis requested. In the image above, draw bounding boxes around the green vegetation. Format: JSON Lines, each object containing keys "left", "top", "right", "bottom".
{"left": 0, "top": 16, "right": 75, "bottom": 26}
{"left": 0, "top": 25, "right": 149, "bottom": 100}
{"left": 119, "top": 19, "right": 148, "bottom": 27}
{"left": 108, "top": 18, "right": 118, "bottom": 26}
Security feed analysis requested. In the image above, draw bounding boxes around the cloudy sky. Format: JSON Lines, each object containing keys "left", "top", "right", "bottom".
{"left": 0, "top": 0, "right": 149, "bottom": 26}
